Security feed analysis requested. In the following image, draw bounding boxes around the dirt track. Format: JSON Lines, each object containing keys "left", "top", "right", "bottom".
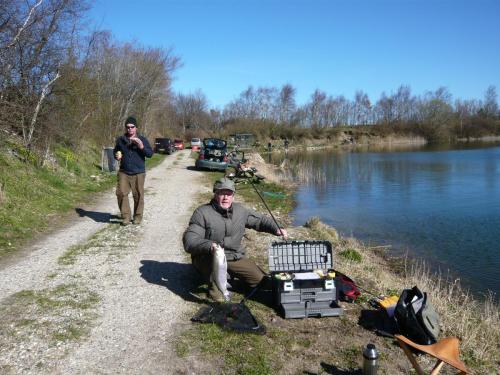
{"left": 0, "top": 151, "right": 209, "bottom": 374}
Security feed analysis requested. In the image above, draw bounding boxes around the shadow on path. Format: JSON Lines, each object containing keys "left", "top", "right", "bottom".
{"left": 186, "top": 166, "right": 226, "bottom": 174}
{"left": 139, "top": 260, "right": 207, "bottom": 304}
{"left": 75, "top": 208, "right": 119, "bottom": 224}
{"left": 139, "top": 260, "right": 277, "bottom": 310}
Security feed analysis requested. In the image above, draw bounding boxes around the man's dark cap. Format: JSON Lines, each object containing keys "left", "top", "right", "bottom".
{"left": 125, "top": 116, "right": 137, "bottom": 127}
{"left": 213, "top": 177, "right": 235, "bottom": 193}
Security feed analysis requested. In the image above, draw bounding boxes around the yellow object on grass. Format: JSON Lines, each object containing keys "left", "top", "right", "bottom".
{"left": 378, "top": 295, "right": 399, "bottom": 308}
{"left": 378, "top": 295, "right": 399, "bottom": 317}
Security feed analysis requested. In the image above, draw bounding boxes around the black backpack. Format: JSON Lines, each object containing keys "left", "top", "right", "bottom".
{"left": 394, "top": 286, "right": 440, "bottom": 345}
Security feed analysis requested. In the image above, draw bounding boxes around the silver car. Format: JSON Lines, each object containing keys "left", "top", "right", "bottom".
{"left": 195, "top": 138, "right": 228, "bottom": 171}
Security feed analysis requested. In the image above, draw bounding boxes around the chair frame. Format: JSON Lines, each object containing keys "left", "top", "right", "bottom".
{"left": 395, "top": 335, "right": 469, "bottom": 375}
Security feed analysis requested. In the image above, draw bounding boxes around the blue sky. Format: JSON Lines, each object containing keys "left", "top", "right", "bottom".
{"left": 89, "top": 0, "right": 500, "bottom": 109}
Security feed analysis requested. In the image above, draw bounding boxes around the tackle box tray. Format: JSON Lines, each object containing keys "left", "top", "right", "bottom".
{"left": 274, "top": 282, "right": 337, "bottom": 304}
{"left": 268, "top": 240, "right": 333, "bottom": 272}
{"left": 280, "top": 300, "right": 343, "bottom": 319}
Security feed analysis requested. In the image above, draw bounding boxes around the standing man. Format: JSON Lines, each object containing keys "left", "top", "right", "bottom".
{"left": 183, "top": 177, "right": 288, "bottom": 302}
{"left": 114, "top": 116, "right": 153, "bottom": 226}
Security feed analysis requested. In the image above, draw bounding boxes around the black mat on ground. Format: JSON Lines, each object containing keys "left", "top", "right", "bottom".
{"left": 191, "top": 303, "right": 266, "bottom": 334}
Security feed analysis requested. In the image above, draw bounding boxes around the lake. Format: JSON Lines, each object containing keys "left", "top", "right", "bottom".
{"left": 270, "top": 142, "right": 500, "bottom": 297}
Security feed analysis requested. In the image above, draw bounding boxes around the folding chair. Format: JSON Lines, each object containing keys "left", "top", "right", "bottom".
{"left": 395, "top": 334, "right": 470, "bottom": 375}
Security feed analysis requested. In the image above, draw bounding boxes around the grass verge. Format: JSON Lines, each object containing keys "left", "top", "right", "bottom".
{"left": 0, "top": 283, "right": 100, "bottom": 352}
{"left": 0, "top": 137, "right": 164, "bottom": 259}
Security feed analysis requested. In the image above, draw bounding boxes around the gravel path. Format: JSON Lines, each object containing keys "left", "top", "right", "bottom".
{"left": 0, "top": 151, "right": 210, "bottom": 374}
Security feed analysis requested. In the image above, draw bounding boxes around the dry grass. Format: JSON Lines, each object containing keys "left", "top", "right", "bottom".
{"left": 304, "top": 217, "right": 500, "bottom": 372}
{"left": 405, "top": 263, "right": 500, "bottom": 367}
{"left": 180, "top": 178, "right": 499, "bottom": 374}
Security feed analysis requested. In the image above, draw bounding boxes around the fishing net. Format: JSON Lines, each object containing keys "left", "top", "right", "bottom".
{"left": 191, "top": 303, "right": 266, "bottom": 335}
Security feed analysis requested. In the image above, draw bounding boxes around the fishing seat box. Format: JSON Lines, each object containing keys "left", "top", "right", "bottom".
{"left": 268, "top": 240, "right": 343, "bottom": 319}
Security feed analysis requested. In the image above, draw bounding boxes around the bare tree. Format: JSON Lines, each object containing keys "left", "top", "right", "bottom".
{"left": 308, "top": 89, "right": 326, "bottom": 128}
{"left": 392, "top": 85, "right": 415, "bottom": 122}
{"left": 482, "top": 85, "right": 498, "bottom": 118}
{"left": 353, "top": 90, "right": 372, "bottom": 125}
{"left": 173, "top": 91, "right": 209, "bottom": 134}
{"left": 375, "top": 92, "right": 395, "bottom": 125}
{"left": 0, "top": 0, "right": 89, "bottom": 149}
{"left": 85, "top": 34, "right": 180, "bottom": 144}
{"left": 276, "top": 84, "right": 296, "bottom": 125}
{"left": 454, "top": 98, "right": 481, "bottom": 136}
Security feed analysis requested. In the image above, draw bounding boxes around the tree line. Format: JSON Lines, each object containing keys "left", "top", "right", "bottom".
{"left": 1, "top": 0, "right": 499, "bottom": 168}
{"left": 0, "top": 0, "right": 180, "bottom": 165}
{"left": 180, "top": 84, "right": 499, "bottom": 143}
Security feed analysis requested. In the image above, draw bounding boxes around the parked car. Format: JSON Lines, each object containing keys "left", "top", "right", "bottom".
{"left": 191, "top": 137, "right": 202, "bottom": 151}
{"left": 195, "top": 138, "right": 228, "bottom": 171}
{"left": 154, "top": 138, "right": 175, "bottom": 155}
{"left": 174, "top": 139, "right": 184, "bottom": 150}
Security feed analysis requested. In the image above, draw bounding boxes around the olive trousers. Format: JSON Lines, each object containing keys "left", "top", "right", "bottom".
{"left": 116, "top": 172, "right": 145, "bottom": 223}
{"left": 192, "top": 254, "right": 266, "bottom": 288}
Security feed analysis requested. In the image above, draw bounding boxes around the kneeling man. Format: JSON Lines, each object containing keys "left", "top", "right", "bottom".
{"left": 183, "top": 177, "right": 287, "bottom": 301}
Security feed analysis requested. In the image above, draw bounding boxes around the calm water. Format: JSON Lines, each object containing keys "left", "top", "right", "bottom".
{"left": 272, "top": 142, "right": 500, "bottom": 296}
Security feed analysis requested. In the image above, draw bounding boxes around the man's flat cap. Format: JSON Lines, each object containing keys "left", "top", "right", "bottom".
{"left": 213, "top": 177, "right": 235, "bottom": 192}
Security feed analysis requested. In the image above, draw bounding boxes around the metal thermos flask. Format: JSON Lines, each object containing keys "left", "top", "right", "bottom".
{"left": 362, "top": 343, "right": 378, "bottom": 375}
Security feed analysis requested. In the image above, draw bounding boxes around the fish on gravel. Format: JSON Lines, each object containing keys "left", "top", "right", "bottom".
{"left": 211, "top": 244, "right": 231, "bottom": 301}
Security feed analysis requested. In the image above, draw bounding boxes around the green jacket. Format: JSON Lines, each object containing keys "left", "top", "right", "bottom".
{"left": 183, "top": 200, "right": 279, "bottom": 261}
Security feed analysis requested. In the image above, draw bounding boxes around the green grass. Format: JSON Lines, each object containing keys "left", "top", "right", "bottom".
{"left": 339, "top": 346, "right": 362, "bottom": 369}
{"left": 177, "top": 322, "right": 277, "bottom": 375}
{"left": 339, "top": 248, "right": 362, "bottom": 263}
{"left": 236, "top": 179, "right": 293, "bottom": 216}
{"left": 0, "top": 283, "right": 100, "bottom": 346}
{"left": 146, "top": 153, "right": 166, "bottom": 169}
{"left": 0, "top": 139, "right": 165, "bottom": 258}
{"left": 57, "top": 224, "right": 130, "bottom": 266}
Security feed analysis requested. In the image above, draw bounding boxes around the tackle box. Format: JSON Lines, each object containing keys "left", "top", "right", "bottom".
{"left": 268, "top": 240, "right": 343, "bottom": 319}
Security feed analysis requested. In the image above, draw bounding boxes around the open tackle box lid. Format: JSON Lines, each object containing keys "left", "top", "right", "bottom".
{"left": 268, "top": 240, "right": 333, "bottom": 273}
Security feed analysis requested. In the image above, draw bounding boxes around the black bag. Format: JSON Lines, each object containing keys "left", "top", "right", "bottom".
{"left": 335, "top": 274, "right": 361, "bottom": 302}
{"left": 394, "top": 286, "right": 440, "bottom": 345}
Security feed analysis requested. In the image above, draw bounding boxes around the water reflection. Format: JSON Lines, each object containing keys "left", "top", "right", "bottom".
{"left": 269, "top": 142, "right": 500, "bottom": 296}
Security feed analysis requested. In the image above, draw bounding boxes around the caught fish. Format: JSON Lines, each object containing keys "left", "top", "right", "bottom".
{"left": 212, "top": 244, "right": 231, "bottom": 301}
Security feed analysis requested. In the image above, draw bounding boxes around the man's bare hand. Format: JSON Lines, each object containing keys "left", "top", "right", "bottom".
{"left": 276, "top": 228, "right": 288, "bottom": 240}
{"left": 130, "top": 137, "right": 144, "bottom": 149}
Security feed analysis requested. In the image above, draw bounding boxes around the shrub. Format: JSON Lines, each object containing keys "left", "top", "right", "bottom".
{"left": 339, "top": 248, "right": 362, "bottom": 262}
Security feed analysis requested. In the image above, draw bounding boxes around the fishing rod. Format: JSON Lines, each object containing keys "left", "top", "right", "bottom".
{"left": 230, "top": 166, "right": 394, "bottom": 310}
{"left": 228, "top": 161, "right": 286, "bottom": 240}
{"left": 249, "top": 180, "right": 286, "bottom": 240}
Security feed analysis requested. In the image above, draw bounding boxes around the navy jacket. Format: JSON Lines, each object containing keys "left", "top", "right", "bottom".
{"left": 113, "top": 134, "right": 154, "bottom": 175}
